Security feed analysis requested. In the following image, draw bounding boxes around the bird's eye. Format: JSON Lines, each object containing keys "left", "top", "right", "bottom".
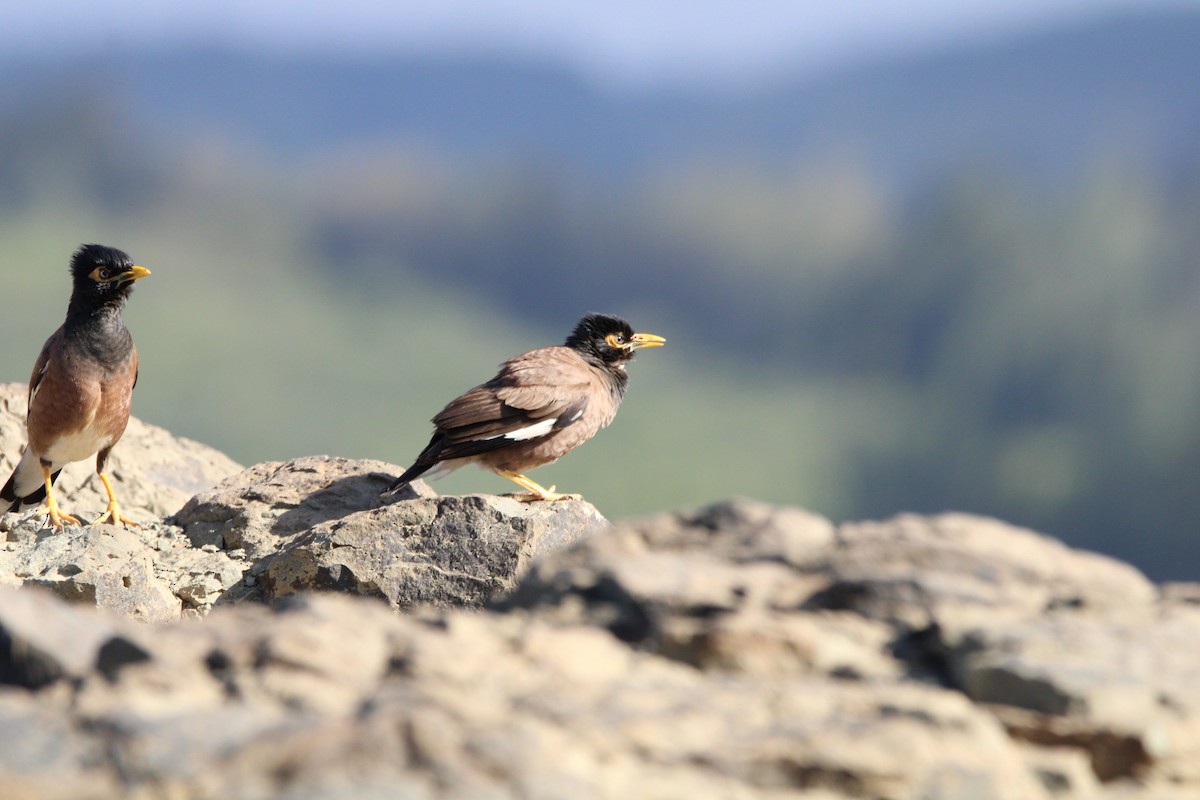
{"left": 605, "top": 332, "right": 626, "bottom": 348}
{"left": 98, "top": 269, "right": 112, "bottom": 280}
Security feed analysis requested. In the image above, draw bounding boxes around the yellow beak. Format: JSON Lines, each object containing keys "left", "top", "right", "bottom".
{"left": 630, "top": 332, "right": 666, "bottom": 349}
{"left": 119, "top": 265, "right": 151, "bottom": 283}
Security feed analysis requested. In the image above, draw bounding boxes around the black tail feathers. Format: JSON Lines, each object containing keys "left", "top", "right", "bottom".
{"left": 1, "top": 467, "right": 60, "bottom": 512}
{"left": 380, "top": 462, "right": 432, "bottom": 497}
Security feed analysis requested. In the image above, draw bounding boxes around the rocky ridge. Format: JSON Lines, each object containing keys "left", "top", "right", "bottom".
{"left": 1, "top": 382, "right": 1198, "bottom": 799}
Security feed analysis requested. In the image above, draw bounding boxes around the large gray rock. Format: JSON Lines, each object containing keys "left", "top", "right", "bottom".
{"left": 3, "top": 453, "right": 604, "bottom": 616}
{"left": 174, "top": 455, "right": 607, "bottom": 608}
{"left": 820, "top": 513, "right": 1157, "bottom": 635}
{"left": 170, "top": 455, "right": 425, "bottom": 556}
{"left": 260, "top": 493, "right": 607, "bottom": 607}
{"left": 2, "top": 517, "right": 247, "bottom": 621}
{"left": 820, "top": 515, "right": 1194, "bottom": 786}
{"left": 951, "top": 596, "right": 1200, "bottom": 786}
{"left": 8, "top": 523, "right": 183, "bottom": 623}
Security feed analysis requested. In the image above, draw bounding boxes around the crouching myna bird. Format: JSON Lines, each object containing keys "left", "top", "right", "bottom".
{"left": 381, "top": 313, "right": 664, "bottom": 501}
{"left": 1, "top": 244, "right": 150, "bottom": 529}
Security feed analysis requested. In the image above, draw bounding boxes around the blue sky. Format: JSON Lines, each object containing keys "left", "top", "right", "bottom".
{"left": 8, "top": 0, "right": 1196, "bottom": 86}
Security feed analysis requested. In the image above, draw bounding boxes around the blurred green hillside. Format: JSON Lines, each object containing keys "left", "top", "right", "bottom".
{"left": 2, "top": 10, "right": 1200, "bottom": 579}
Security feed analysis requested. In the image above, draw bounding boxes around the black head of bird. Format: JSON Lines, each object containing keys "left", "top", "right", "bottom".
{"left": 66, "top": 244, "right": 150, "bottom": 319}
{"left": 564, "top": 312, "right": 666, "bottom": 371}
{"left": 381, "top": 312, "right": 665, "bottom": 502}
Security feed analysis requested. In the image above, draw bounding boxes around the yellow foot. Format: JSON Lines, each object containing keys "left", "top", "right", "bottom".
{"left": 32, "top": 465, "right": 81, "bottom": 530}
{"left": 92, "top": 505, "right": 139, "bottom": 527}
{"left": 94, "top": 473, "right": 138, "bottom": 527}
{"left": 495, "top": 471, "right": 581, "bottom": 502}
{"left": 32, "top": 504, "right": 82, "bottom": 531}
{"left": 513, "top": 487, "right": 583, "bottom": 503}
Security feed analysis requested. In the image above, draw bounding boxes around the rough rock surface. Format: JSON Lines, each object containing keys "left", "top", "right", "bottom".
{"left": 1, "top": 519, "right": 246, "bottom": 621}
{"left": 2, "top": 402, "right": 1198, "bottom": 798}
{"left": 501, "top": 501, "right": 1200, "bottom": 798}
{"left": 1, "top": 381, "right": 248, "bottom": 618}
{"left": 172, "top": 455, "right": 608, "bottom": 607}
{"left": 4, "top": 450, "right": 607, "bottom": 616}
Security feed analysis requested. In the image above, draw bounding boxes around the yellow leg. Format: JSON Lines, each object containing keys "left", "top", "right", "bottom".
{"left": 495, "top": 469, "right": 581, "bottom": 502}
{"left": 93, "top": 472, "right": 138, "bottom": 527}
{"left": 31, "top": 466, "right": 81, "bottom": 530}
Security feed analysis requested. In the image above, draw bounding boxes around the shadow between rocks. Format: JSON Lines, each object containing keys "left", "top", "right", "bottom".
{"left": 267, "top": 472, "right": 424, "bottom": 537}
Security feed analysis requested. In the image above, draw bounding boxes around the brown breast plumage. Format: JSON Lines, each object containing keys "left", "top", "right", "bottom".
{"left": 26, "top": 329, "right": 138, "bottom": 467}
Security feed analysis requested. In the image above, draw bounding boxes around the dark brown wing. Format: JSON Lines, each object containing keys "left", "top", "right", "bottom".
{"left": 428, "top": 346, "right": 592, "bottom": 461}
{"left": 26, "top": 328, "right": 60, "bottom": 410}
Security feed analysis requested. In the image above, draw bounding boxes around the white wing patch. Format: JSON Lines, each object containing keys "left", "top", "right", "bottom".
{"left": 482, "top": 417, "right": 558, "bottom": 442}
{"left": 29, "top": 360, "right": 50, "bottom": 405}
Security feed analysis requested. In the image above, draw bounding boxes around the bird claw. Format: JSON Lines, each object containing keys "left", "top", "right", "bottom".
{"left": 53, "top": 513, "right": 83, "bottom": 529}
{"left": 514, "top": 490, "right": 582, "bottom": 503}
{"left": 496, "top": 471, "right": 581, "bottom": 502}
{"left": 92, "top": 504, "right": 138, "bottom": 527}
{"left": 94, "top": 474, "right": 137, "bottom": 526}
{"left": 31, "top": 505, "right": 82, "bottom": 530}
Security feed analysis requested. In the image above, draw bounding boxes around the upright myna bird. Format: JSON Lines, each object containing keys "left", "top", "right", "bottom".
{"left": 1, "top": 244, "right": 150, "bottom": 529}
{"left": 382, "top": 313, "right": 664, "bottom": 501}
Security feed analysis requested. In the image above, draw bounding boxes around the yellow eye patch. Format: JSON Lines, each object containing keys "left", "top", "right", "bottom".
{"left": 605, "top": 332, "right": 627, "bottom": 348}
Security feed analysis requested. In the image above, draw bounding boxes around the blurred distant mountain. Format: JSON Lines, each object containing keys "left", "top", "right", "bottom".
{"left": 4, "top": 7, "right": 1199, "bottom": 188}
